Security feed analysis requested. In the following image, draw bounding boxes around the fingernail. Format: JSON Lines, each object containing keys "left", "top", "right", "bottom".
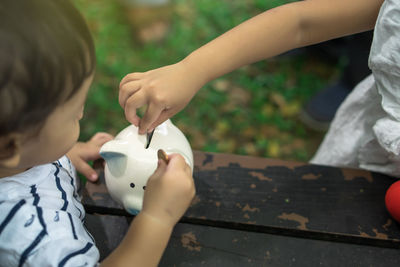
{"left": 91, "top": 173, "right": 98, "bottom": 180}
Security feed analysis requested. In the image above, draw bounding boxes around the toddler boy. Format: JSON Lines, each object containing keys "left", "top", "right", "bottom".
{"left": 0, "top": 1, "right": 195, "bottom": 266}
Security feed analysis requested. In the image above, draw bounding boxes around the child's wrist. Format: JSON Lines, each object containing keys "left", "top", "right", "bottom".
{"left": 180, "top": 53, "right": 211, "bottom": 87}
{"left": 138, "top": 210, "right": 176, "bottom": 231}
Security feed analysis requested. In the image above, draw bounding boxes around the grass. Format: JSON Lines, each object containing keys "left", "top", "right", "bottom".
{"left": 74, "top": 0, "right": 342, "bottom": 162}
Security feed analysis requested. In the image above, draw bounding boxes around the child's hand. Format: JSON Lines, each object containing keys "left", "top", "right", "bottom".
{"left": 67, "top": 132, "right": 114, "bottom": 182}
{"left": 119, "top": 61, "right": 204, "bottom": 135}
{"left": 141, "top": 153, "right": 195, "bottom": 227}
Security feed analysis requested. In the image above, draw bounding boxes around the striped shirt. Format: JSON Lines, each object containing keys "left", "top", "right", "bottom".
{"left": 0, "top": 156, "right": 100, "bottom": 267}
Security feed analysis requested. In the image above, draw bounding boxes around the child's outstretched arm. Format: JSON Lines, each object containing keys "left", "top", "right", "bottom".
{"left": 120, "top": 0, "right": 383, "bottom": 134}
{"left": 100, "top": 154, "right": 195, "bottom": 267}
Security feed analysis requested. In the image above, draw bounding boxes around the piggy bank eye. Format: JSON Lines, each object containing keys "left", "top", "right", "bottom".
{"left": 142, "top": 186, "right": 146, "bottom": 190}
{"left": 130, "top": 183, "right": 135, "bottom": 188}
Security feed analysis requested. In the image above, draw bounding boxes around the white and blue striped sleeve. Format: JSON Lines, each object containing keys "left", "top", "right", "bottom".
{"left": 0, "top": 200, "right": 100, "bottom": 267}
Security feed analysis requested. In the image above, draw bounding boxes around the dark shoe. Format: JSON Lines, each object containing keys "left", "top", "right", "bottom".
{"left": 300, "top": 81, "right": 352, "bottom": 131}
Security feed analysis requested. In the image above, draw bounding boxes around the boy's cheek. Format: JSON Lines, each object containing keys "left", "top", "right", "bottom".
{"left": 78, "top": 107, "right": 84, "bottom": 120}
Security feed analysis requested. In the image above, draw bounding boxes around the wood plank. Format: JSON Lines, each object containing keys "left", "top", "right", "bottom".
{"left": 85, "top": 214, "right": 129, "bottom": 261}
{"left": 85, "top": 214, "right": 400, "bottom": 266}
{"left": 162, "top": 222, "right": 400, "bottom": 267}
{"left": 82, "top": 151, "right": 400, "bottom": 247}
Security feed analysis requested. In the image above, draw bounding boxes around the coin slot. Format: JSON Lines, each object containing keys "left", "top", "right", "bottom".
{"left": 145, "top": 130, "right": 155, "bottom": 149}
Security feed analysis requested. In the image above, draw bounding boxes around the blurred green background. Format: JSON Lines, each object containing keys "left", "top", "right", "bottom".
{"left": 74, "top": 0, "right": 342, "bottom": 162}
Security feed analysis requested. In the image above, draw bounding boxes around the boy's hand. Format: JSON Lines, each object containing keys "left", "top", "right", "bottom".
{"left": 67, "top": 132, "right": 114, "bottom": 182}
{"left": 141, "top": 153, "right": 195, "bottom": 227}
{"left": 119, "top": 61, "right": 204, "bottom": 135}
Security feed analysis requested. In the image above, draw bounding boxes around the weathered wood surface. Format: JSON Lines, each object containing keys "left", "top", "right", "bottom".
{"left": 163, "top": 222, "right": 400, "bottom": 267}
{"left": 85, "top": 214, "right": 400, "bottom": 266}
{"left": 83, "top": 151, "right": 400, "bottom": 248}
{"left": 85, "top": 214, "right": 128, "bottom": 260}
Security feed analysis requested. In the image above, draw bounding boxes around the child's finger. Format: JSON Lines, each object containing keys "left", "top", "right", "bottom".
{"left": 148, "top": 109, "right": 176, "bottom": 132}
{"left": 125, "top": 110, "right": 141, "bottom": 126}
{"left": 124, "top": 105, "right": 141, "bottom": 127}
{"left": 75, "top": 159, "right": 98, "bottom": 182}
{"left": 124, "top": 91, "right": 147, "bottom": 126}
{"left": 74, "top": 143, "right": 102, "bottom": 162}
{"left": 90, "top": 132, "right": 114, "bottom": 146}
{"left": 119, "top": 81, "right": 141, "bottom": 108}
{"left": 151, "top": 159, "right": 167, "bottom": 178}
{"left": 119, "top": 72, "right": 142, "bottom": 88}
{"left": 167, "top": 154, "right": 190, "bottom": 171}
{"left": 139, "top": 103, "right": 163, "bottom": 134}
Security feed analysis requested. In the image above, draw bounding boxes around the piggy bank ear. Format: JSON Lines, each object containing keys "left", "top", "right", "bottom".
{"left": 100, "top": 151, "right": 127, "bottom": 177}
{"left": 100, "top": 141, "right": 128, "bottom": 178}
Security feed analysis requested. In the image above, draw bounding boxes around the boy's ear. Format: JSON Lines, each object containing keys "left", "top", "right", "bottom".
{"left": 0, "top": 134, "right": 21, "bottom": 168}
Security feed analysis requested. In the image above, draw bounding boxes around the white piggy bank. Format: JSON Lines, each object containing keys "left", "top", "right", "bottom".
{"left": 99, "top": 119, "right": 193, "bottom": 215}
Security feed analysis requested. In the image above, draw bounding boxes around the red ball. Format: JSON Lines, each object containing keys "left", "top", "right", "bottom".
{"left": 385, "top": 180, "right": 400, "bottom": 223}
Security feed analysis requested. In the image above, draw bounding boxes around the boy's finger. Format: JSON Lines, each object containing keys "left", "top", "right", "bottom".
{"left": 76, "top": 160, "right": 98, "bottom": 182}
{"left": 74, "top": 143, "right": 102, "bottom": 162}
{"left": 151, "top": 159, "right": 167, "bottom": 177}
{"left": 90, "top": 132, "right": 114, "bottom": 146}
{"left": 167, "top": 154, "right": 189, "bottom": 170}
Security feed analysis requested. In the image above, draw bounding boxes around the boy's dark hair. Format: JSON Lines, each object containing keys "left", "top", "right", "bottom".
{"left": 0, "top": 0, "right": 95, "bottom": 136}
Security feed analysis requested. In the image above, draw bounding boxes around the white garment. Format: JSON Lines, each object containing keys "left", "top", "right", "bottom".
{"left": 311, "top": 0, "right": 400, "bottom": 177}
{"left": 0, "top": 156, "right": 100, "bottom": 267}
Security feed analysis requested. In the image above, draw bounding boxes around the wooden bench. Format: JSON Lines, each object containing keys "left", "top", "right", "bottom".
{"left": 82, "top": 151, "right": 400, "bottom": 266}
